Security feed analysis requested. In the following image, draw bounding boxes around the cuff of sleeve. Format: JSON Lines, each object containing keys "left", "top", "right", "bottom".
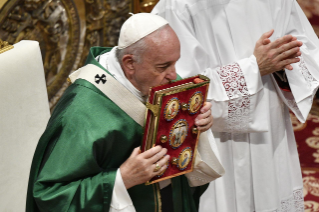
{"left": 281, "top": 54, "right": 319, "bottom": 122}
{"left": 203, "top": 67, "right": 229, "bottom": 102}
{"left": 185, "top": 131, "right": 225, "bottom": 187}
{"left": 110, "top": 169, "right": 135, "bottom": 211}
{"left": 237, "top": 55, "right": 263, "bottom": 95}
{"left": 287, "top": 54, "right": 319, "bottom": 103}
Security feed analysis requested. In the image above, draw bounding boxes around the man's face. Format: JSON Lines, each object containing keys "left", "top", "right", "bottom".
{"left": 130, "top": 27, "right": 180, "bottom": 96}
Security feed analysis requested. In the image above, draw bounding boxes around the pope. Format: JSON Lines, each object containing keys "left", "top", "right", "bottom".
{"left": 26, "top": 13, "right": 222, "bottom": 212}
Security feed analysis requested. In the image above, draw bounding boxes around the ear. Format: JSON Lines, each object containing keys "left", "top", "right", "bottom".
{"left": 121, "top": 54, "right": 135, "bottom": 77}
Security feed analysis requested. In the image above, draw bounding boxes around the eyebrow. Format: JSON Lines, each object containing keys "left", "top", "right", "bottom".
{"left": 156, "top": 62, "right": 171, "bottom": 66}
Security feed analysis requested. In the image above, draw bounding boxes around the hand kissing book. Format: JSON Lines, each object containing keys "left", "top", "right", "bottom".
{"left": 141, "top": 74, "right": 210, "bottom": 184}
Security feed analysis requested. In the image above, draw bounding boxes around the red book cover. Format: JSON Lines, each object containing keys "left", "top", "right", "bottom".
{"left": 141, "top": 75, "right": 210, "bottom": 184}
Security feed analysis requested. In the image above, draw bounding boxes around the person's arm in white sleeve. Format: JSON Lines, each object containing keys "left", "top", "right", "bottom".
{"left": 153, "top": 2, "right": 301, "bottom": 133}
{"left": 270, "top": 0, "right": 319, "bottom": 123}
{"left": 153, "top": 4, "right": 264, "bottom": 133}
{"left": 109, "top": 169, "right": 136, "bottom": 212}
{"left": 184, "top": 102, "right": 224, "bottom": 186}
{"left": 185, "top": 130, "right": 225, "bottom": 187}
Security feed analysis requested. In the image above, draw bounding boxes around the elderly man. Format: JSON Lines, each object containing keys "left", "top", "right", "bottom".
{"left": 153, "top": 0, "right": 319, "bottom": 211}
{"left": 26, "top": 13, "right": 222, "bottom": 212}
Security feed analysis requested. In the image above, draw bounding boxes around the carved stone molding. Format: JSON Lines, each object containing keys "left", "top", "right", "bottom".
{"left": 0, "top": 38, "right": 14, "bottom": 54}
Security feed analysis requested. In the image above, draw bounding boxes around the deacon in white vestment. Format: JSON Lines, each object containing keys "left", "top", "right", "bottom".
{"left": 153, "top": 0, "right": 319, "bottom": 211}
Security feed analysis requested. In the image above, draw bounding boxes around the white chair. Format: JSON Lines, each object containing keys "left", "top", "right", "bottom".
{"left": 0, "top": 40, "right": 50, "bottom": 211}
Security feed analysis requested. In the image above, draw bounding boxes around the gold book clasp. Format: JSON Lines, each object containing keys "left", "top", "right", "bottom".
{"left": 146, "top": 102, "right": 160, "bottom": 117}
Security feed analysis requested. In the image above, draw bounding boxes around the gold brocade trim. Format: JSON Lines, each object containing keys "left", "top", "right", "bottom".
{"left": 0, "top": 39, "right": 13, "bottom": 54}
{"left": 146, "top": 102, "right": 160, "bottom": 117}
{"left": 153, "top": 183, "right": 162, "bottom": 212}
{"left": 148, "top": 167, "right": 194, "bottom": 185}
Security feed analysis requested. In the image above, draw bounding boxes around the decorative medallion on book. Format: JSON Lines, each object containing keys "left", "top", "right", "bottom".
{"left": 169, "top": 119, "right": 188, "bottom": 149}
{"left": 164, "top": 97, "right": 180, "bottom": 121}
{"left": 141, "top": 74, "right": 210, "bottom": 184}
{"left": 177, "top": 147, "right": 193, "bottom": 170}
{"left": 189, "top": 91, "right": 203, "bottom": 114}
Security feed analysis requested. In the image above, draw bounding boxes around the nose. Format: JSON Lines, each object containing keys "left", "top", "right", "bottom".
{"left": 166, "top": 66, "right": 177, "bottom": 81}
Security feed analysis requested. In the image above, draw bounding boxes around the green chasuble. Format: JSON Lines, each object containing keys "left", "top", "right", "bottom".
{"left": 26, "top": 47, "right": 201, "bottom": 212}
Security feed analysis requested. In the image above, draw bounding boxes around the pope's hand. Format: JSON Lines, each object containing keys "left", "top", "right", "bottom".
{"left": 195, "top": 102, "right": 213, "bottom": 132}
{"left": 254, "top": 29, "right": 303, "bottom": 76}
{"left": 120, "top": 146, "right": 170, "bottom": 189}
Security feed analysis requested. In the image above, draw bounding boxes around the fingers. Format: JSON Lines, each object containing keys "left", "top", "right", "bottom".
{"left": 277, "top": 46, "right": 300, "bottom": 62}
{"left": 130, "top": 147, "right": 141, "bottom": 157}
{"left": 280, "top": 57, "right": 301, "bottom": 70}
{"left": 277, "top": 40, "right": 302, "bottom": 70}
{"left": 195, "top": 109, "right": 210, "bottom": 125}
{"left": 281, "top": 51, "right": 301, "bottom": 70}
{"left": 200, "top": 102, "right": 212, "bottom": 113}
{"left": 141, "top": 145, "right": 169, "bottom": 164}
{"left": 270, "top": 35, "right": 300, "bottom": 50}
{"left": 277, "top": 40, "right": 302, "bottom": 55}
{"left": 195, "top": 102, "right": 214, "bottom": 132}
{"left": 285, "top": 64, "right": 293, "bottom": 70}
{"left": 197, "top": 115, "right": 213, "bottom": 131}
{"left": 142, "top": 145, "right": 163, "bottom": 158}
{"left": 270, "top": 34, "right": 294, "bottom": 49}
{"left": 287, "top": 50, "right": 302, "bottom": 58}
{"left": 148, "top": 147, "right": 168, "bottom": 164}
{"left": 120, "top": 144, "right": 171, "bottom": 188}
{"left": 281, "top": 36, "right": 297, "bottom": 48}
{"left": 152, "top": 155, "right": 170, "bottom": 173}
{"left": 258, "top": 29, "right": 274, "bottom": 44}
{"left": 256, "top": 32, "right": 303, "bottom": 75}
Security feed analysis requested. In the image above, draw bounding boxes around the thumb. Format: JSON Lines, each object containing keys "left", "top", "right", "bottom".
{"left": 259, "top": 29, "right": 274, "bottom": 43}
{"left": 262, "top": 38, "right": 271, "bottom": 45}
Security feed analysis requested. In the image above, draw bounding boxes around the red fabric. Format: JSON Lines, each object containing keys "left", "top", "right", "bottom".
{"left": 292, "top": 111, "right": 319, "bottom": 168}
{"left": 141, "top": 76, "right": 209, "bottom": 183}
{"left": 273, "top": 72, "right": 291, "bottom": 92}
{"left": 302, "top": 169, "right": 319, "bottom": 209}
{"left": 291, "top": 103, "right": 319, "bottom": 206}
{"left": 297, "top": 3, "right": 319, "bottom": 206}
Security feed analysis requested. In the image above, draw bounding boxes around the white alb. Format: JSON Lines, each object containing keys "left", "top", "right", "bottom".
{"left": 153, "top": 0, "right": 319, "bottom": 211}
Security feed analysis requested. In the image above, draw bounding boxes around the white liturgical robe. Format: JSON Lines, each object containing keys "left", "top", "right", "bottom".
{"left": 153, "top": 0, "right": 319, "bottom": 211}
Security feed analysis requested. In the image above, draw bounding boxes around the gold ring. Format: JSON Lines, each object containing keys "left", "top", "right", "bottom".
{"left": 153, "top": 163, "right": 161, "bottom": 172}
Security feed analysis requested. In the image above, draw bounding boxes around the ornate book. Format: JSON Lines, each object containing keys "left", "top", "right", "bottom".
{"left": 141, "top": 74, "right": 210, "bottom": 184}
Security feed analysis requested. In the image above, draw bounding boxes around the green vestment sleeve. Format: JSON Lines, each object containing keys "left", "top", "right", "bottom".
{"left": 29, "top": 79, "right": 143, "bottom": 212}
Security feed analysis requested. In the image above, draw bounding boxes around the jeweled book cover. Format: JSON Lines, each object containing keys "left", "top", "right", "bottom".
{"left": 141, "top": 74, "right": 210, "bottom": 184}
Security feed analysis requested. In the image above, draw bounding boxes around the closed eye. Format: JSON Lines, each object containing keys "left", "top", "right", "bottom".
{"left": 156, "top": 63, "right": 171, "bottom": 72}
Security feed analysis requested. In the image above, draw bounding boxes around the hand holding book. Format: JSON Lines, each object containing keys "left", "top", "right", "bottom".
{"left": 141, "top": 75, "right": 210, "bottom": 184}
